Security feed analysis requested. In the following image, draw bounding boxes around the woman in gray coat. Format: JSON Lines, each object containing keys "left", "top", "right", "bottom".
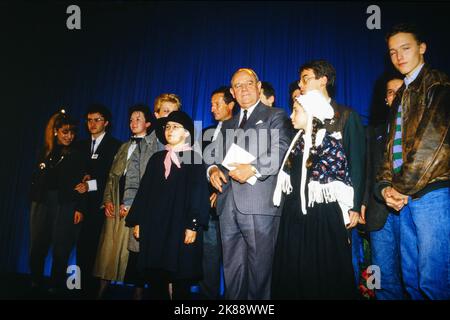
{"left": 92, "top": 105, "right": 150, "bottom": 299}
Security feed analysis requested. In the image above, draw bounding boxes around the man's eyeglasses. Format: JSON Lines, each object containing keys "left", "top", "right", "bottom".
{"left": 86, "top": 117, "right": 105, "bottom": 124}
{"left": 298, "top": 76, "right": 316, "bottom": 87}
{"left": 164, "top": 124, "right": 184, "bottom": 131}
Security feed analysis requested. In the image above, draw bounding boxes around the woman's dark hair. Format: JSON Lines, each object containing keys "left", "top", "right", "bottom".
{"left": 128, "top": 103, "right": 151, "bottom": 133}
{"left": 306, "top": 118, "right": 325, "bottom": 169}
{"left": 128, "top": 103, "right": 151, "bottom": 122}
{"left": 288, "top": 80, "right": 300, "bottom": 111}
{"left": 285, "top": 117, "right": 324, "bottom": 170}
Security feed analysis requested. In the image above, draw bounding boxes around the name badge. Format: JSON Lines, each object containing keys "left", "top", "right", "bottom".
{"left": 91, "top": 154, "right": 99, "bottom": 159}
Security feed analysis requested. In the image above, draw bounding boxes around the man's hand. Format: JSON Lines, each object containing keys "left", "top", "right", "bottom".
{"left": 210, "top": 167, "right": 228, "bottom": 193}
{"left": 104, "top": 202, "right": 115, "bottom": 217}
{"left": 74, "top": 211, "right": 84, "bottom": 224}
{"left": 82, "top": 175, "right": 91, "bottom": 183}
{"left": 359, "top": 205, "right": 367, "bottom": 225}
{"left": 210, "top": 192, "right": 217, "bottom": 208}
{"left": 133, "top": 225, "right": 140, "bottom": 239}
{"left": 382, "top": 186, "right": 408, "bottom": 211}
{"left": 346, "top": 210, "right": 360, "bottom": 229}
{"left": 184, "top": 229, "right": 197, "bottom": 244}
{"left": 228, "top": 163, "right": 255, "bottom": 184}
{"left": 119, "top": 205, "right": 129, "bottom": 218}
{"left": 74, "top": 182, "right": 88, "bottom": 194}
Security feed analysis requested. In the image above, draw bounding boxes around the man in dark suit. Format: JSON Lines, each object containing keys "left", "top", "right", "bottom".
{"left": 74, "top": 104, "right": 121, "bottom": 298}
{"left": 298, "top": 60, "right": 366, "bottom": 286}
{"left": 208, "top": 68, "right": 290, "bottom": 300}
{"left": 199, "top": 86, "right": 235, "bottom": 299}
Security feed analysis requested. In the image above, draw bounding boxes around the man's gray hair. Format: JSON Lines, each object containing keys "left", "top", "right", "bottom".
{"left": 231, "top": 68, "right": 260, "bottom": 85}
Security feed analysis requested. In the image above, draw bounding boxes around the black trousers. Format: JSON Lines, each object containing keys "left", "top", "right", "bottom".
{"left": 29, "top": 191, "right": 80, "bottom": 289}
{"left": 124, "top": 251, "right": 146, "bottom": 287}
{"left": 145, "top": 268, "right": 193, "bottom": 300}
{"left": 76, "top": 206, "right": 104, "bottom": 296}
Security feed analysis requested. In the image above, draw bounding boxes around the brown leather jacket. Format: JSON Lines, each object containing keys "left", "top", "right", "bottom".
{"left": 377, "top": 64, "right": 450, "bottom": 196}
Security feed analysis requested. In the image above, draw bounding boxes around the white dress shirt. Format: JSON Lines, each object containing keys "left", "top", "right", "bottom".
{"left": 86, "top": 131, "right": 106, "bottom": 192}
{"left": 207, "top": 100, "right": 262, "bottom": 180}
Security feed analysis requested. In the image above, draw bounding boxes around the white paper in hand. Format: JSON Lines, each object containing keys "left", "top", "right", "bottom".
{"left": 222, "top": 143, "right": 257, "bottom": 185}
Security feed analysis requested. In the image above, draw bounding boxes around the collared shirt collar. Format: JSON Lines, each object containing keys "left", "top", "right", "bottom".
{"left": 239, "top": 99, "right": 260, "bottom": 123}
{"left": 91, "top": 131, "right": 106, "bottom": 154}
{"left": 92, "top": 131, "right": 106, "bottom": 144}
{"left": 92, "top": 131, "right": 106, "bottom": 141}
{"left": 212, "top": 121, "right": 223, "bottom": 142}
{"left": 404, "top": 63, "right": 424, "bottom": 88}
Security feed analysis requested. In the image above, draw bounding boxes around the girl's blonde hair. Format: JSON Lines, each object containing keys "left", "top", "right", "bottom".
{"left": 153, "top": 93, "right": 182, "bottom": 113}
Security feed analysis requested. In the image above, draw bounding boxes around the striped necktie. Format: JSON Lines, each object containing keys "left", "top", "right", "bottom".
{"left": 392, "top": 105, "right": 403, "bottom": 173}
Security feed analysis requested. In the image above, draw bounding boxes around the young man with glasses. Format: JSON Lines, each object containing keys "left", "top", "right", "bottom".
{"left": 74, "top": 104, "right": 121, "bottom": 298}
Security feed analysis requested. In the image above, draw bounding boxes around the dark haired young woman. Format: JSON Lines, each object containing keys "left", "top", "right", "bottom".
{"left": 271, "top": 91, "right": 357, "bottom": 299}
{"left": 29, "top": 110, "right": 86, "bottom": 295}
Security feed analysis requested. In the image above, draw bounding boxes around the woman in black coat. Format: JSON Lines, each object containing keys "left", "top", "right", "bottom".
{"left": 126, "top": 111, "right": 209, "bottom": 300}
{"left": 30, "top": 110, "right": 86, "bottom": 293}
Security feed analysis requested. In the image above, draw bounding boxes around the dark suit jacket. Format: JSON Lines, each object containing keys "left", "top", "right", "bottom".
{"left": 202, "top": 124, "right": 219, "bottom": 220}
{"left": 78, "top": 133, "right": 121, "bottom": 215}
{"left": 213, "top": 102, "right": 291, "bottom": 216}
{"left": 363, "top": 123, "right": 393, "bottom": 232}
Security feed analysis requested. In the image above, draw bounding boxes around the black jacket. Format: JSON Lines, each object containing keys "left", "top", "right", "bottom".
{"left": 327, "top": 100, "right": 366, "bottom": 213}
{"left": 30, "top": 144, "right": 87, "bottom": 213}
{"left": 363, "top": 124, "right": 393, "bottom": 232}
{"left": 77, "top": 133, "right": 121, "bottom": 213}
{"left": 126, "top": 150, "right": 210, "bottom": 279}
{"left": 202, "top": 125, "right": 219, "bottom": 221}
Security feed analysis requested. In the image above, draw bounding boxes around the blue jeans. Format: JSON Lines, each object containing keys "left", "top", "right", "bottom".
{"left": 370, "top": 212, "right": 405, "bottom": 300}
{"left": 399, "top": 187, "right": 450, "bottom": 300}
{"left": 351, "top": 228, "right": 363, "bottom": 286}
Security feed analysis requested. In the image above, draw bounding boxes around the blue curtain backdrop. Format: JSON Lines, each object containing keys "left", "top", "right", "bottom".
{"left": 1, "top": 1, "right": 449, "bottom": 275}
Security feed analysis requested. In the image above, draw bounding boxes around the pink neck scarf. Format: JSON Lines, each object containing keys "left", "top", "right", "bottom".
{"left": 164, "top": 143, "right": 192, "bottom": 179}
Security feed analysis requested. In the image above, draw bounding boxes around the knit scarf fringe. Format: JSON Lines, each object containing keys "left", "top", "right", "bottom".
{"left": 307, "top": 180, "right": 353, "bottom": 225}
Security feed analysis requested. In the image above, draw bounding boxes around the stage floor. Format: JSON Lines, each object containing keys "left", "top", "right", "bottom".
{"left": 0, "top": 272, "right": 216, "bottom": 300}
